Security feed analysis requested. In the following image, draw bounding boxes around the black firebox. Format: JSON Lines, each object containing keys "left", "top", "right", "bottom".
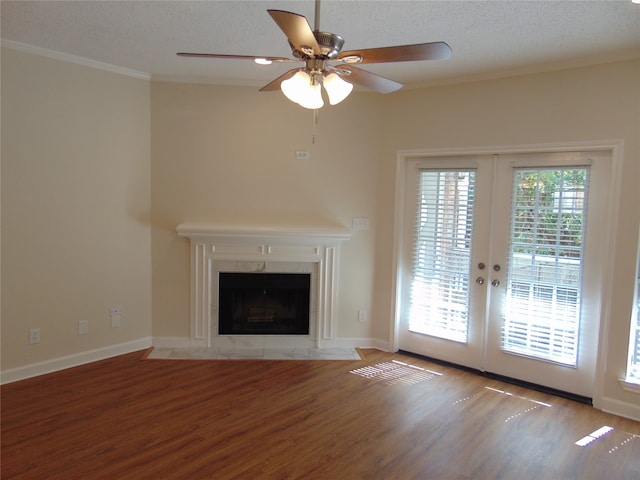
{"left": 218, "top": 272, "right": 311, "bottom": 335}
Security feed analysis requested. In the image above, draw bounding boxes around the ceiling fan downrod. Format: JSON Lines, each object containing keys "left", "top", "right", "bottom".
{"left": 314, "top": 0, "right": 321, "bottom": 32}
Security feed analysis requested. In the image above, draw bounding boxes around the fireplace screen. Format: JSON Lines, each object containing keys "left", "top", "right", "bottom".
{"left": 218, "top": 272, "right": 311, "bottom": 335}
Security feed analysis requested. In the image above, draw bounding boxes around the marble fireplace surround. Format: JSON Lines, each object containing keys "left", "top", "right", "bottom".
{"left": 177, "top": 223, "right": 352, "bottom": 349}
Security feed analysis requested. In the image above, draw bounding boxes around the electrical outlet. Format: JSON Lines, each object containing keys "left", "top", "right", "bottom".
{"left": 358, "top": 310, "right": 367, "bottom": 323}
{"left": 295, "top": 150, "right": 310, "bottom": 161}
{"left": 78, "top": 320, "right": 89, "bottom": 335}
{"left": 110, "top": 307, "right": 122, "bottom": 328}
{"left": 29, "top": 328, "right": 41, "bottom": 344}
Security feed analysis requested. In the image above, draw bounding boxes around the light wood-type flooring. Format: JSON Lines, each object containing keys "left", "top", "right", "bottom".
{"left": 2, "top": 348, "right": 639, "bottom": 479}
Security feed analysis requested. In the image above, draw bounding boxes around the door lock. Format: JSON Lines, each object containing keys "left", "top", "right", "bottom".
{"left": 491, "top": 279, "right": 500, "bottom": 287}
{"left": 476, "top": 276, "right": 485, "bottom": 285}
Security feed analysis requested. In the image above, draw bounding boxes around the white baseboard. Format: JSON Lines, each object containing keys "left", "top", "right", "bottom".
{"left": 598, "top": 396, "right": 640, "bottom": 421}
{"left": 151, "top": 336, "right": 203, "bottom": 349}
{"left": 0, "top": 337, "right": 152, "bottom": 385}
{"left": 333, "top": 337, "right": 391, "bottom": 351}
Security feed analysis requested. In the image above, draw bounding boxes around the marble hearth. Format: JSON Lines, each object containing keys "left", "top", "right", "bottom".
{"left": 177, "top": 223, "right": 351, "bottom": 349}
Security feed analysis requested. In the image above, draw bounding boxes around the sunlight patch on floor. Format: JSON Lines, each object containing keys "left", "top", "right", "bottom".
{"left": 350, "top": 359, "right": 442, "bottom": 385}
{"left": 484, "top": 386, "right": 553, "bottom": 407}
{"left": 574, "top": 425, "right": 640, "bottom": 458}
{"left": 575, "top": 426, "right": 614, "bottom": 446}
{"left": 608, "top": 432, "right": 639, "bottom": 454}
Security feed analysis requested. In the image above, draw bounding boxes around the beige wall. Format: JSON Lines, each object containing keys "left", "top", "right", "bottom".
{"left": 1, "top": 48, "right": 152, "bottom": 370}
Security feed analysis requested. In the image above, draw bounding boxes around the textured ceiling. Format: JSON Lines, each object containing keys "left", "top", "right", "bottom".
{"left": 2, "top": 0, "right": 640, "bottom": 90}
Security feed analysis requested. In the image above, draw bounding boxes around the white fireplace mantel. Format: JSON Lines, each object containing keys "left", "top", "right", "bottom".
{"left": 177, "top": 223, "right": 351, "bottom": 348}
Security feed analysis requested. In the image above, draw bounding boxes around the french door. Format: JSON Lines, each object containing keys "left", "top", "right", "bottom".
{"left": 396, "top": 150, "right": 611, "bottom": 398}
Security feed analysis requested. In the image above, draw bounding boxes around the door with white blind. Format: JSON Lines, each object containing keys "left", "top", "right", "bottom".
{"left": 397, "top": 150, "right": 611, "bottom": 398}
{"left": 398, "top": 156, "right": 494, "bottom": 370}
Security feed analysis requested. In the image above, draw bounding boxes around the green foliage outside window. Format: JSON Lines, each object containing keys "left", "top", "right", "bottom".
{"left": 511, "top": 169, "right": 587, "bottom": 258}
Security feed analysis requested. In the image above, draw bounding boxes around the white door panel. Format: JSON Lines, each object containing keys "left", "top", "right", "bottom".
{"left": 397, "top": 150, "right": 612, "bottom": 398}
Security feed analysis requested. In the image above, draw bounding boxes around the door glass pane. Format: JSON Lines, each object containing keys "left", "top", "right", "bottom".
{"left": 409, "top": 169, "right": 476, "bottom": 343}
{"left": 503, "top": 167, "right": 589, "bottom": 365}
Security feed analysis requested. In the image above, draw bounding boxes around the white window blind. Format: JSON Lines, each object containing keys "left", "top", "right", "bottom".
{"left": 409, "top": 169, "right": 476, "bottom": 343}
{"left": 503, "top": 167, "right": 589, "bottom": 366}
{"left": 627, "top": 252, "right": 640, "bottom": 383}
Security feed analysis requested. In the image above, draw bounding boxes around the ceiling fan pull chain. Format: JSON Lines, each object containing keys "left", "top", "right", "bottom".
{"left": 312, "top": 109, "right": 318, "bottom": 144}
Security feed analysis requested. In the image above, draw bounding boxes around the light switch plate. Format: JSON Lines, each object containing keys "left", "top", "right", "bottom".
{"left": 352, "top": 217, "right": 370, "bottom": 231}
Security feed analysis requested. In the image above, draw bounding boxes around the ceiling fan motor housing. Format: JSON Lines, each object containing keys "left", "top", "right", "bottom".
{"left": 290, "top": 32, "right": 344, "bottom": 59}
{"left": 315, "top": 32, "right": 344, "bottom": 58}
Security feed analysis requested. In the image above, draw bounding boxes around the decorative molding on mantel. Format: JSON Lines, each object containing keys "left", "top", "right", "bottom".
{"left": 176, "top": 223, "right": 352, "bottom": 349}
{"left": 176, "top": 223, "right": 352, "bottom": 244}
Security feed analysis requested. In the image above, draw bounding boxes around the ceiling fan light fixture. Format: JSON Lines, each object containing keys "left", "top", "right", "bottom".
{"left": 323, "top": 72, "right": 353, "bottom": 105}
{"left": 281, "top": 70, "right": 311, "bottom": 102}
{"left": 281, "top": 71, "right": 324, "bottom": 109}
{"left": 297, "top": 82, "right": 324, "bottom": 109}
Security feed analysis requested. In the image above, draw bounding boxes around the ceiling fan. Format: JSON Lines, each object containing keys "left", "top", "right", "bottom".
{"left": 177, "top": 0, "right": 452, "bottom": 109}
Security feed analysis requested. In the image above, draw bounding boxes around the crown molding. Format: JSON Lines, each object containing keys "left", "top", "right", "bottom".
{"left": 1, "top": 39, "right": 150, "bottom": 81}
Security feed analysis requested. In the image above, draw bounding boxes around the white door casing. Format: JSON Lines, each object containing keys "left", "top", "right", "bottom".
{"left": 391, "top": 141, "right": 621, "bottom": 403}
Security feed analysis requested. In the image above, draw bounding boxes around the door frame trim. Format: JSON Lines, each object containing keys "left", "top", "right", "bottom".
{"left": 390, "top": 140, "right": 624, "bottom": 410}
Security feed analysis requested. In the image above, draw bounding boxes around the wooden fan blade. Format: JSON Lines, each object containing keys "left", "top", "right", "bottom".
{"left": 268, "top": 9, "right": 321, "bottom": 56}
{"left": 177, "top": 53, "right": 294, "bottom": 62}
{"left": 259, "top": 69, "right": 300, "bottom": 92}
{"left": 335, "top": 65, "right": 402, "bottom": 94}
{"left": 338, "top": 42, "right": 452, "bottom": 64}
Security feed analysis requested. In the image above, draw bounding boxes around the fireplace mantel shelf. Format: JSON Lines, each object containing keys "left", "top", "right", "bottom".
{"left": 177, "top": 223, "right": 352, "bottom": 244}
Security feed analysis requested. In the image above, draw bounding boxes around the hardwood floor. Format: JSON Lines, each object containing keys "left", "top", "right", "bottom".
{"left": 2, "top": 349, "right": 639, "bottom": 479}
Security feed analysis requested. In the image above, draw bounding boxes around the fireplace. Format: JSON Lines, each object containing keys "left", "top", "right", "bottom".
{"left": 176, "top": 223, "right": 351, "bottom": 348}
{"left": 218, "top": 272, "right": 311, "bottom": 335}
